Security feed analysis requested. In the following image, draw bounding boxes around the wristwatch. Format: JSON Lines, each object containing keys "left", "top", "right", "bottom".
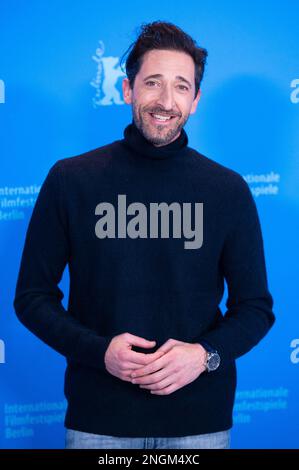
{"left": 199, "top": 340, "right": 221, "bottom": 372}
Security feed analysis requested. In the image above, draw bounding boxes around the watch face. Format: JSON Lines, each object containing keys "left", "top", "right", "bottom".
{"left": 207, "top": 352, "right": 220, "bottom": 371}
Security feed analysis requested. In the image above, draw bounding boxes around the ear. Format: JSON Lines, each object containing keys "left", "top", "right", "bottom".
{"left": 122, "top": 78, "right": 133, "bottom": 104}
{"left": 190, "top": 88, "right": 201, "bottom": 115}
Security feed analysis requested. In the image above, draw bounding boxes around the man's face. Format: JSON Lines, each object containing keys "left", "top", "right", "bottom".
{"left": 122, "top": 49, "right": 201, "bottom": 146}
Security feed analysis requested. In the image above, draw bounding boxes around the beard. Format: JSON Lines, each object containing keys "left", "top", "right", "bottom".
{"left": 132, "top": 102, "right": 189, "bottom": 147}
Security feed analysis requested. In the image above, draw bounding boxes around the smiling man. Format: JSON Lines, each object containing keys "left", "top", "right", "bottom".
{"left": 14, "top": 21, "right": 275, "bottom": 450}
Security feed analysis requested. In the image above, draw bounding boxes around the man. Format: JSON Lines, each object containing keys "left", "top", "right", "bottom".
{"left": 13, "top": 21, "right": 275, "bottom": 449}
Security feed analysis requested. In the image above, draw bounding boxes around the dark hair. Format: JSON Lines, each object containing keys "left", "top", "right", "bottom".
{"left": 120, "top": 21, "right": 208, "bottom": 99}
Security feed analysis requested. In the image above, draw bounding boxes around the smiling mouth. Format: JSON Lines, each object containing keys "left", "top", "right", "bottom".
{"left": 148, "top": 112, "right": 178, "bottom": 124}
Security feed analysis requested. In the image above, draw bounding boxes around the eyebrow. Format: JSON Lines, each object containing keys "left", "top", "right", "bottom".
{"left": 143, "top": 74, "right": 192, "bottom": 89}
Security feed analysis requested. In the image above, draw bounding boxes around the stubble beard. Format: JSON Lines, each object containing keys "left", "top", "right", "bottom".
{"left": 132, "top": 104, "right": 188, "bottom": 147}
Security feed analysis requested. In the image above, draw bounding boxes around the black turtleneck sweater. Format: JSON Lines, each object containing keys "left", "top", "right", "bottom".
{"left": 13, "top": 121, "right": 275, "bottom": 437}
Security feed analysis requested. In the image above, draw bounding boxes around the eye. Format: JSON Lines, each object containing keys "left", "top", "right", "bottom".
{"left": 177, "top": 85, "right": 189, "bottom": 91}
{"left": 146, "top": 81, "right": 159, "bottom": 87}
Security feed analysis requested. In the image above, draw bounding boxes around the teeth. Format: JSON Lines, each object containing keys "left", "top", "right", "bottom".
{"left": 152, "top": 114, "right": 171, "bottom": 121}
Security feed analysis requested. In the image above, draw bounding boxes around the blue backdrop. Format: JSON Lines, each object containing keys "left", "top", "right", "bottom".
{"left": 1, "top": 0, "right": 298, "bottom": 449}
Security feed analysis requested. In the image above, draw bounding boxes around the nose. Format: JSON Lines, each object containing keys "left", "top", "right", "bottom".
{"left": 155, "top": 83, "right": 175, "bottom": 112}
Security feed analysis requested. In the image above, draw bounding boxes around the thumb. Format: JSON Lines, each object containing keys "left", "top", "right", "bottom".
{"left": 127, "top": 334, "right": 156, "bottom": 348}
{"left": 155, "top": 339, "right": 178, "bottom": 354}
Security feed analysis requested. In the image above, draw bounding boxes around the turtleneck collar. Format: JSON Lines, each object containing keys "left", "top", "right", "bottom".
{"left": 121, "top": 119, "right": 189, "bottom": 160}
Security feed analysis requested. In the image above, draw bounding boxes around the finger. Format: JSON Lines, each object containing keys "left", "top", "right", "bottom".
{"left": 131, "top": 353, "right": 168, "bottom": 378}
{"left": 125, "top": 349, "right": 165, "bottom": 366}
{"left": 154, "top": 339, "right": 177, "bottom": 355}
{"left": 126, "top": 334, "right": 157, "bottom": 349}
{"left": 140, "top": 375, "right": 174, "bottom": 390}
{"left": 150, "top": 383, "right": 178, "bottom": 395}
{"left": 122, "top": 361, "right": 154, "bottom": 370}
{"left": 132, "top": 367, "right": 170, "bottom": 385}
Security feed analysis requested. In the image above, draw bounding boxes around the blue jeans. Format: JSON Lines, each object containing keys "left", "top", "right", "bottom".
{"left": 65, "top": 428, "right": 231, "bottom": 449}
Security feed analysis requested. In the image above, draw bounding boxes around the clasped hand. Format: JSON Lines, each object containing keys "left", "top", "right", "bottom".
{"left": 104, "top": 333, "right": 207, "bottom": 396}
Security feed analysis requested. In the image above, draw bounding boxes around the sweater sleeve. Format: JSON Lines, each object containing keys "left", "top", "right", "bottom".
{"left": 13, "top": 161, "right": 114, "bottom": 371}
{"left": 194, "top": 175, "right": 275, "bottom": 370}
